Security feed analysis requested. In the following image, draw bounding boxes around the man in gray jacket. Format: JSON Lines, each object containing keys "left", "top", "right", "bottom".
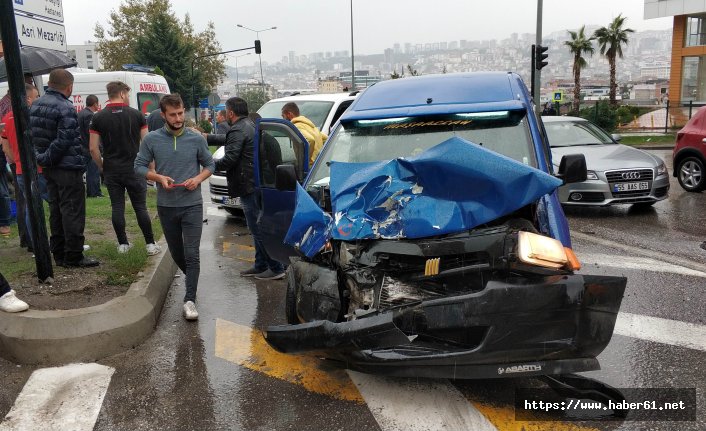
{"left": 134, "top": 94, "right": 214, "bottom": 320}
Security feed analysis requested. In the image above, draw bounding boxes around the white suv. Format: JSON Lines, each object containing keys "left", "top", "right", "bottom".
{"left": 209, "top": 92, "right": 357, "bottom": 215}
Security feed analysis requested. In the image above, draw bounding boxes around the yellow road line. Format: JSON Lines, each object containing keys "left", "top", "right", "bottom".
{"left": 222, "top": 242, "right": 255, "bottom": 253}
{"left": 214, "top": 319, "right": 364, "bottom": 403}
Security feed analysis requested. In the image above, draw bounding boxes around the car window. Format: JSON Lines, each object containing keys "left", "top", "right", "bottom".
{"left": 258, "top": 100, "right": 335, "bottom": 130}
{"left": 309, "top": 110, "right": 536, "bottom": 187}
{"left": 329, "top": 100, "right": 354, "bottom": 133}
{"left": 544, "top": 121, "right": 614, "bottom": 147}
{"left": 257, "top": 122, "right": 308, "bottom": 185}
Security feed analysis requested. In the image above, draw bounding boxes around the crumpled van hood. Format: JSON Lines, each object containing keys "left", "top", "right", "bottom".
{"left": 285, "top": 136, "right": 562, "bottom": 257}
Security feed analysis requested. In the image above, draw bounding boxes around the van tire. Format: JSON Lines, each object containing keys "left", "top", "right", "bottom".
{"left": 285, "top": 267, "right": 299, "bottom": 324}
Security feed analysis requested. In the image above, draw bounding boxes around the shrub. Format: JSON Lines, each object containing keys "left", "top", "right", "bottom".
{"left": 578, "top": 101, "right": 618, "bottom": 132}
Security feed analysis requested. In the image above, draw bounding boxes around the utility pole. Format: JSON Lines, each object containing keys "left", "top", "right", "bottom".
{"left": 533, "top": 0, "right": 544, "bottom": 116}
{"left": 350, "top": 0, "right": 355, "bottom": 91}
{"left": 0, "top": 1, "right": 53, "bottom": 282}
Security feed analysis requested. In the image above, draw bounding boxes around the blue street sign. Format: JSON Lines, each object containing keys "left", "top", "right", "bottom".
{"left": 199, "top": 98, "right": 209, "bottom": 109}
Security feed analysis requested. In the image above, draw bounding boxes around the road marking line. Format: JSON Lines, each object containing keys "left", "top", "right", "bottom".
{"left": 214, "top": 319, "right": 364, "bottom": 402}
{"left": 466, "top": 398, "right": 599, "bottom": 431}
{"left": 0, "top": 363, "right": 114, "bottom": 431}
{"left": 222, "top": 242, "right": 255, "bottom": 253}
{"left": 578, "top": 252, "right": 706, "bottom": 278}
{"left": 348, "top": 371, "right": 497, "bottom": 431}
{"left": 572, "top": 231, "right": 706, "bottom": 274}
{"left": 206, "top": 207, "right": 227, "bottom": 218}
{"left": 614, "top": 312, "right": 706, "bottom": 352}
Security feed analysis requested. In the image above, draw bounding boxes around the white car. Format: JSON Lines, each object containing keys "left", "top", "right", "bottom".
{"left": 209, "top": 92, "right": 358, "bottom": 215}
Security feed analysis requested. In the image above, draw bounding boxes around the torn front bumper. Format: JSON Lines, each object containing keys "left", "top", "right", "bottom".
{"left": 265, "top": 274, "right": 626, "bottom": 379}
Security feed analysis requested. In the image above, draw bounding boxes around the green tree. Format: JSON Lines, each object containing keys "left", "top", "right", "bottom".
{"left": 564, "top": 26, "right": 594, "bottom": 114}
{"left": 239, "top": 88, "right": 270, "bottom": 112}
{"left": 594, "top": 15, "right": 634, "bottom": 106}
{"left": 133, "top": 12, "right": 205, "bottom": 105}
{"left": 94, "top": 0, "right": 225, "bottom": 107}
{"left": 390, "top": 70, "right": 401, "bottom": 79}
{"left": 406, "top": 65, "right": 420, "bottom": 76}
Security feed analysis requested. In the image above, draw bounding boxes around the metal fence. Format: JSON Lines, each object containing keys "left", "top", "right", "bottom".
{"left": 588, "top": 100, "right": 706, "bottom": 134}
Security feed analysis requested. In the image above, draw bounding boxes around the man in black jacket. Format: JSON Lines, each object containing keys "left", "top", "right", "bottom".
{"left": 30, "top": 69, "right": 98, "bottom": 268}
{"left": 77, "top": 94, "right": 102, "bottom": 197}
{"left": 215, "top": 97, "right": 284, "bottom": 280}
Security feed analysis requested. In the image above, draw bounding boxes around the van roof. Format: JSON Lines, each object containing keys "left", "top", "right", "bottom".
{"left": 342, "top": 72, "right": 526, "bottom": 121}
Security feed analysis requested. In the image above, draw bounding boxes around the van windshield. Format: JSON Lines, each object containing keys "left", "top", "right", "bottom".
{"left": 308, "top": 111, "right": 536, "bottom": 187}
{"left": 258, "top": 100, "right": 334, "bottom": 130}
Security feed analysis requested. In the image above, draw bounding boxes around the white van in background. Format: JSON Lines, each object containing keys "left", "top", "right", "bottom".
{"left": 0, "top": 71, "right": 170, "bottom": 115}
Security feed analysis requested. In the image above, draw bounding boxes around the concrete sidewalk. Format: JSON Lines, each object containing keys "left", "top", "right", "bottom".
{"left": 0, "top": 239, "right": 177, "bottom": 365}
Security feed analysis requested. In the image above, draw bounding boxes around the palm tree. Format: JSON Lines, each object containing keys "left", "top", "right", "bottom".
{"left": 565, "top": 26, "right": 594, "bottom": 114}
{"left": 594, "top": 15, "right": 634, "bottom": 106}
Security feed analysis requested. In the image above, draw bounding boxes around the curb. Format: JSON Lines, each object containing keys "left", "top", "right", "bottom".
{"left": 0, "top": 239, "right": 177, "bottom": 365}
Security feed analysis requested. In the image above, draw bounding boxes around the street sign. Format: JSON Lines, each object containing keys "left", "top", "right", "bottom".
{"left": 15, "top": 14, "right": 66, "bottom": 52}
{"left": 207, "top": 93, "right": 220, "bottom": 106}
{"left": 552, "top": 90, "right": 564, "bottom": 103}
{"left": 13, "top": 0, "right": 64, "bottom": 23}
{"left": 199, "top": 98, "right": 209, "bottom": 109}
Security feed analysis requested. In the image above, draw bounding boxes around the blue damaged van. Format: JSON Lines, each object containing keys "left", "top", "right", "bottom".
{"left": 249, "top": 72, "right": 627, "bottom": 381}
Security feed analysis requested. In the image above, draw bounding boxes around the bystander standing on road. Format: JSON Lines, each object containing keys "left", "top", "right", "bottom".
{"left": 0, "top": 90, "right": 11, "bottom": 237}
{"left": 281, "top": 102, "right": 328, "bottom": 166}
{"left": 90, "top": 81, "right": 160, "bottom": 255}
{"left": 78, "top": 95, "right": 103, "bottom": 198}
{"left": 1, "top": 83, "right": 48, "bottom": 252}
{"left": 215, "top": 109, "right": 229, "bottom": 135}
{"left": 146, "top": 107, "right": 165, "bottom": 132}
{"left": 218, "top": 97, "right": 285, "bottom": 280}
{"left": 134, "top": 94, "right": 214, "bottom": 320}
{"left": 0, "top": 271, "right": 29, "bottom": 313}
{"left": 30, "top": 69, "right": 99, "bottom": 268}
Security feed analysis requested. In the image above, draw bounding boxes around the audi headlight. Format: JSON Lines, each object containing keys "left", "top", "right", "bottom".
{"left": 657, "top": 163, "right": 667, "bottom": 176}
{"left": 586, "top": 170, "right": 599, "bottom": 180}
{"left": 517, "top": 231, "right": 569, "bottom": 269}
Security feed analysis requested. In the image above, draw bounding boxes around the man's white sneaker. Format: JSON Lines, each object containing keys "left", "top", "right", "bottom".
{"left": 183, "top": 301, "right": 198, "bottom": 320}
{"left": 117, "top": 243, "right": 133, "bottom": 254}
{"left": 146, "top": 243, "right": 162, "bottom": 256}
{"left": 0, "top": 290, "right": 29, "bottom": 313}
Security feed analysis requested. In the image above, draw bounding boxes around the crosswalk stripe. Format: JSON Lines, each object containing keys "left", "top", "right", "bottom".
{"left": 578, "top": 252, "right": 706, "bottom": 278}
{"left": 466, "top": 399, "right": 600, "bottom": 431}
{"left": 0, "top": 363, "right": 114, "bottom": 431}
{"left": 348, "top": 371, "right": 497, "bottom": 431}
{"left": 214, "top": 318, "right": 364, "bottom": 402}
{"left": 614, "top": 312, "right": 706, "bottom": 352}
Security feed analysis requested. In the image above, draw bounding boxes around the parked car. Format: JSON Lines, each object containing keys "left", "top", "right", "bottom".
{"left": 543, "top": 116, "right": 669, "bottom": 207}
{"left": 209, "top": 92, "right": 357, "bottom": 215}
{"left": 673, "top": 106, "right": 706, "bottom": 192}
{"left": 244, "top": 72, "right": 627, "bottom": 382}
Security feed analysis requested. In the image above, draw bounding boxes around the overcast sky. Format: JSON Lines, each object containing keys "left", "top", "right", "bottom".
{"left": 63, "top": 0, "right": 672, "bottom": 67}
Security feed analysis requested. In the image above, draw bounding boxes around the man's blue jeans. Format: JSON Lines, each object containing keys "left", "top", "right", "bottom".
{"left": 157, "top": 204, "right": 203, "bottom": 303}
{"left": 240, "top": 192, "right": 284, "bottom": 273}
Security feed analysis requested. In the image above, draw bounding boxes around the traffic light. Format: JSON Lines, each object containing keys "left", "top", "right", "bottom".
{"left": 535, "top": 45, "right": 548, "bottom": 70}
{"left": 254, "top": 40, "right": 262, "bottom": 54}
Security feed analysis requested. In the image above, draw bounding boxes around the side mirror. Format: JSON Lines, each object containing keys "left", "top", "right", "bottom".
{"left": 275, "top": 164, "right": 298, "bottom": 191}
{"left": 611, "top": 133, "right": 622, "bottom": 142}
{"left": 557, "top": 154, "right": 587, "bottom": 184}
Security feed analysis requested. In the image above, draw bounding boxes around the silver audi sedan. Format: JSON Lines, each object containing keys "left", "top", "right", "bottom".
{"left": 543, "top": 116, "right": 669, "bottom": 207}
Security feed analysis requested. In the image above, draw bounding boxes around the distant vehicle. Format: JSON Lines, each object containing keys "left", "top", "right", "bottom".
{"left": 673, "top": 106, "right": 706, "bottom": 192}
{"left": 544, "top": 116, "right": 669, "bottom": 207}
{"left": 0, "top": 71, "right": 170, "bottom": 115}
{"left": 209, "top": 92, "right": 357, "bottom": 215}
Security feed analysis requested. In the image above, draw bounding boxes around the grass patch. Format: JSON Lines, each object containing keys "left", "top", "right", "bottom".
{"left": 1, "top": 185, "right": 162, "bottom": 288}
{"left": 619, "top": 134, "right": 676, "bottom": 146}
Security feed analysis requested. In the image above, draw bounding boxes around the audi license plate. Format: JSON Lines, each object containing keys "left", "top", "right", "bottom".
{"left": 222, "top": 197, "right": 241, "bottom": 206}
{"left": 613, "top": 182, "right": 649, "bottom": 192}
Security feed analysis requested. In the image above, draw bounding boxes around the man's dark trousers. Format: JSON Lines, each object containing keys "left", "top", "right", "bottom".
{"left": 157, "top": 204, "right": 202, "bottom": 303}
{"left": 104, "top": 173, "right": 154, "bottom": 246}
{"left": 86, "top": 159, "right": 102, "bottom": 197}
{"left": 43, "top": 168, "right": 86, "bottom": 265}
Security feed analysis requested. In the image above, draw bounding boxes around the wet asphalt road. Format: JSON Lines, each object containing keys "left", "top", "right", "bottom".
{"left": 0, "top": 149, "right": 704, "bottom": 430}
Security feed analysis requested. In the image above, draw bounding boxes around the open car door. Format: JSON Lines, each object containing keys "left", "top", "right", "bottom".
{"left": 254, "top": 119, "right": 310, "bottom": 264}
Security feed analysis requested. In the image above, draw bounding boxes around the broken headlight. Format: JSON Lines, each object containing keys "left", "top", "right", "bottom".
{"left": 517, "top": 231, "right": 580, "bottom": 270}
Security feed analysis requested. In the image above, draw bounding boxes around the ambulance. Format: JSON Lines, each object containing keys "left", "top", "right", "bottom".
{"left": 1, "top": 70, "right": 170, "bottom": 115}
